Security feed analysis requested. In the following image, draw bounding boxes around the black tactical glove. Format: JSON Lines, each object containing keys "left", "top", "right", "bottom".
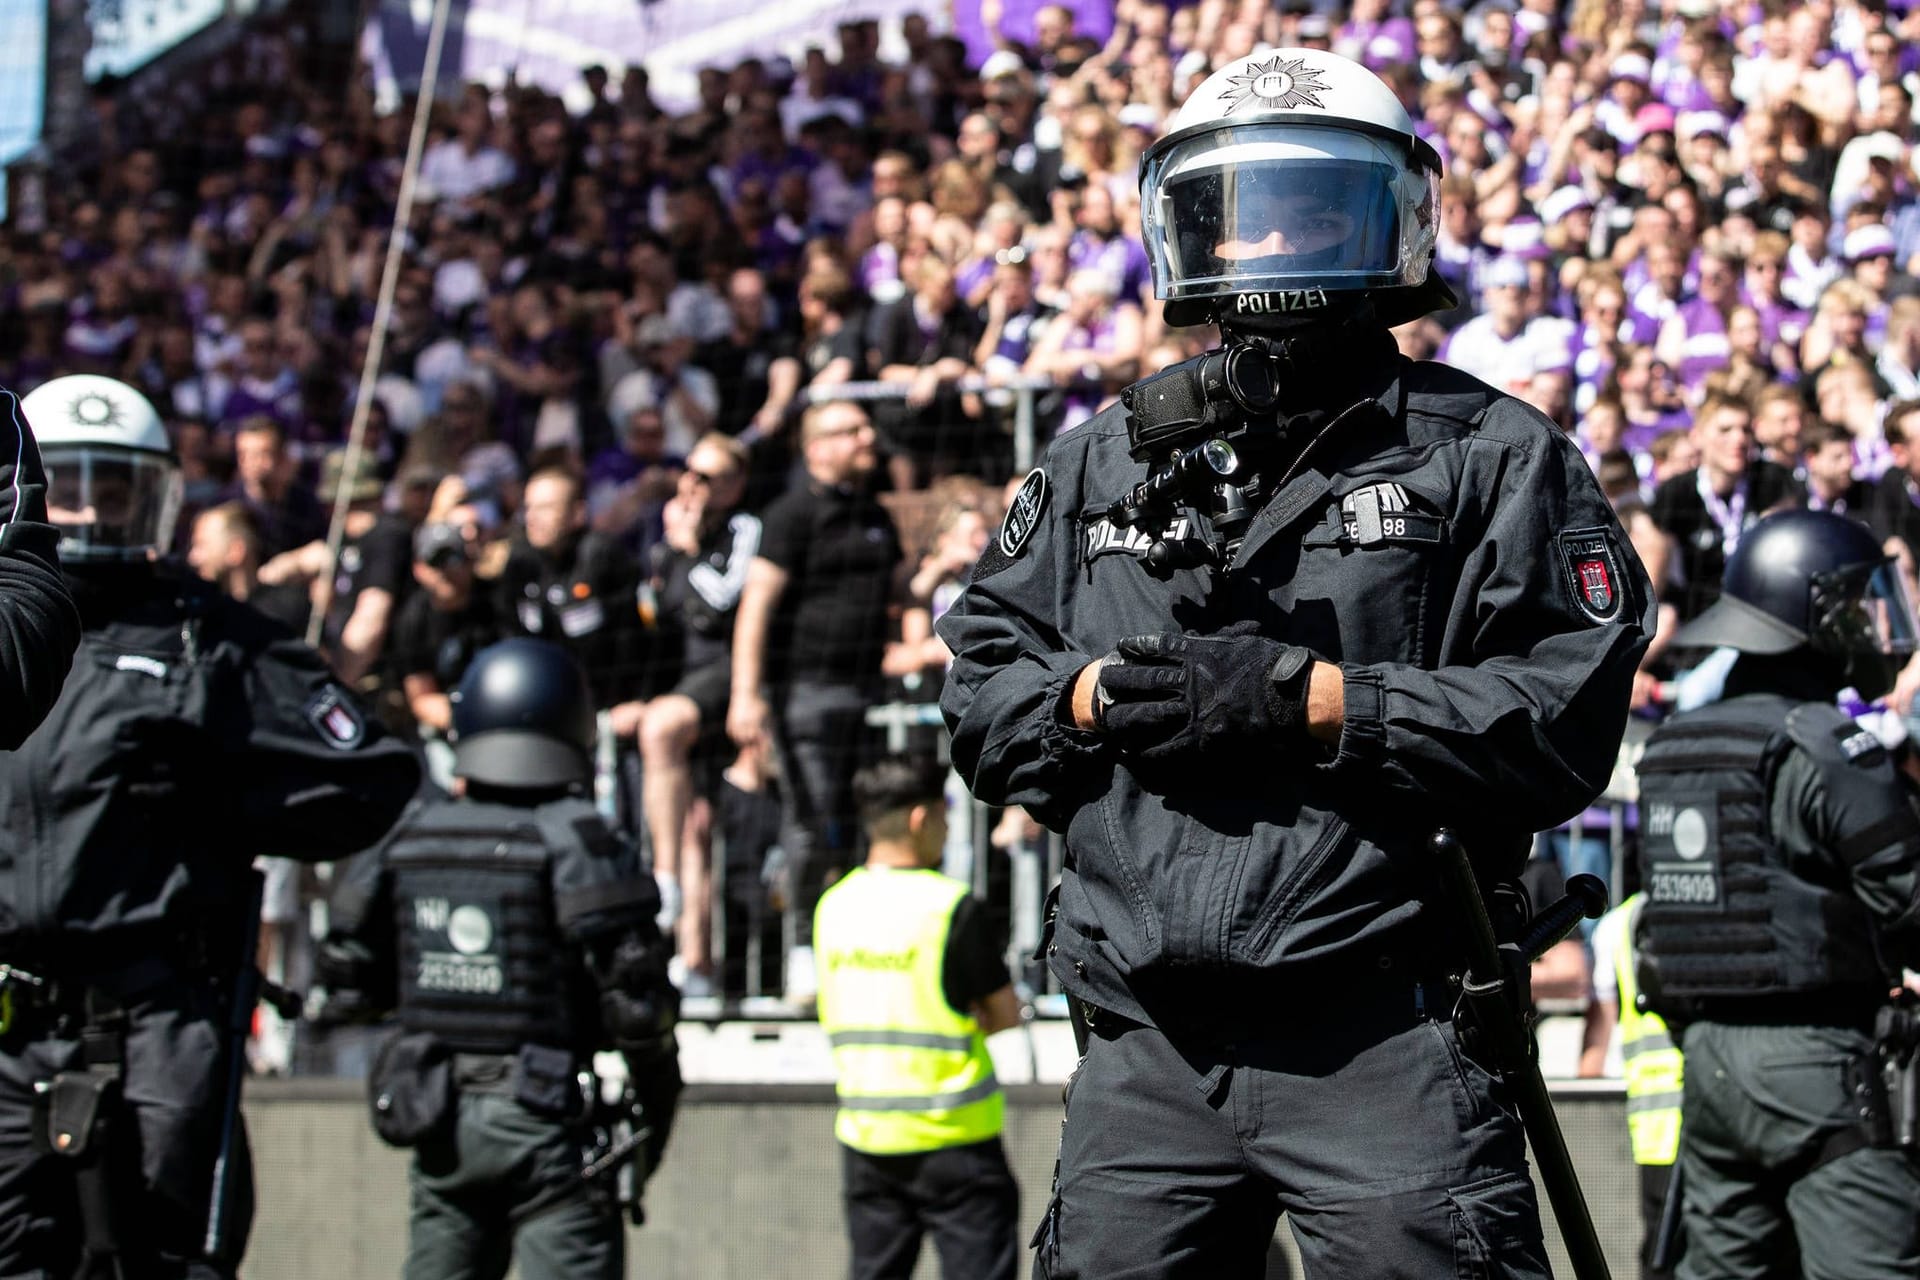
{"left": 1096, "top": 629, "right": 1316, "bottom": 763}
{"left": 622, "top": 1034, "right": 683, "bottom": 1175}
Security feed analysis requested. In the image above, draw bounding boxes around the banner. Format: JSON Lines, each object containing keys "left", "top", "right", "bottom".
{"left": 365, "top": 0, "right": 955, "bottom": 113}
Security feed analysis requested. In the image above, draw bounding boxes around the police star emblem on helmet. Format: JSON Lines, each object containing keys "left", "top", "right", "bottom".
{"left": 1221, "top": 56, "right": 1332, "bottom": 112}
{"left": 70, "top": 392, "right": 123, "bottom": 429}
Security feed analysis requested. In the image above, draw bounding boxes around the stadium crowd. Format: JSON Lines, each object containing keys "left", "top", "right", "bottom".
{"left": 8, "top": 0, "right": 1920, "bottom": 1040}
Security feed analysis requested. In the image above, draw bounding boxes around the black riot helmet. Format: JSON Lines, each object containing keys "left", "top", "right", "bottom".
{"left": 450, "top": 638, "right": 596, "bottom": 789}
{"left": 1673, "top": 509, "right": 1919, "bottom": 698}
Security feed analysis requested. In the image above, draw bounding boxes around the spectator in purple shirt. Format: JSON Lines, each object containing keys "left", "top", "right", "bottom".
{"left": 1065, "top": 184, "right": 1150, "bottom": 310}
{"left": 1659, "top": 244, "right": 1742, "bottom": 396}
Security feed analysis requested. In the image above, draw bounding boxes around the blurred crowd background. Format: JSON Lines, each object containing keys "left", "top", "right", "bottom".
{"left": 8, "top": 0, "right": 1920, "bottom": 1073}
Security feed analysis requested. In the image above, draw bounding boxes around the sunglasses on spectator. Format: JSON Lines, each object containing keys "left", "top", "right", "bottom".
{"left": 685, "top": 468, "right": 730, "bottom": 485}
{"left": 995, "top": 246, "right": 1029, "bottom": 266}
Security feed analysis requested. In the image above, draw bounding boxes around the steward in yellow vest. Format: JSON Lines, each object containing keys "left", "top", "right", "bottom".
{"left": 1596, "top": 892, "right": 1684, "bottom": 1280}
{"left": 815, "top": 758, "right": 1022, "bottom": 1280}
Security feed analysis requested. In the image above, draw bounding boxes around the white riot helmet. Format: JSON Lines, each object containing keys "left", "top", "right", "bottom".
{"left": 19, "top": 375, "right": 182, "bottom": 563}
{"left": 1139, "top": 49, "right": 1450, "bottom": 330}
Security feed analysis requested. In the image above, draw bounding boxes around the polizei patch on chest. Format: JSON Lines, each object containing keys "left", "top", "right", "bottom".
{"left": 1234, "top": 287, "right": 1328, "bottom": 316}
{"left": 1557, "top": 527, "right": 1627, "bottom": 624}
{"left": 1000, "top": 468, "right": 1049, "bottom": 558}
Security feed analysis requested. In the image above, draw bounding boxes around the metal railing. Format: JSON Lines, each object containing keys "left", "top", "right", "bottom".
{"left": 597, "top": 697, "right": 1647, "bottom": 1024}
{"left": 799, "top": 375, "right": 1059, "bottom": 473}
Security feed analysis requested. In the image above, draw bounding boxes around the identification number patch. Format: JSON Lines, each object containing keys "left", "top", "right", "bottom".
{"left": 1643, "top": 793, "right": 1724, "bottom": 912}
{"left": 411, "top": 895, "right": 506, "bottom": 996}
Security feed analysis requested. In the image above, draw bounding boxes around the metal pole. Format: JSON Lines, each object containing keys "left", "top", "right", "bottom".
{"left": 308, "top": 0, "right": 454, "bottom": 646}
{"left": 1014, "top": 386, "right": 1036, "bottom": 473}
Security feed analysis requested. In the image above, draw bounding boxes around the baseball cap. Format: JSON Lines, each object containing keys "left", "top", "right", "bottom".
{"left": 1608, "top": 54, "right": 1652, "bottom": 85}
{"left": 319, "top": 448, "right": 385, "bottom": 505}
{"left": 1677, "top": 111, "right": 1731, "bottom": 144}
{"left": 1503, "top": 217, "right": 1550, "bottom": 261}
{"left": 979, "top": 50, "right": 1026, "bottom": 81}
{"left": 1538, "top": 185, "right": 1594, "bottom": 224}
{"left": 1844, "top": 224, "right": 1898, "bottom": 263}
{"left": 1484, "top": 256, "right": 1531, "bottom": 290}
{"left": 1635, "top": 103, "right": 1677, "bottom": 138}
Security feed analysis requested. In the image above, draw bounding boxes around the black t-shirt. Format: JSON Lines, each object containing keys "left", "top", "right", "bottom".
{"left": 801, "top": 323, "right": 864, "bottom": 384}
{"left": 942, "top": 894, "right": 1013, "bottom": 1017}
{"left": 326, "top": 514, "right": 413, "bottom": 642}
{"left": 246, "top": 581, "right": 313, "bottom": 637}
{"left": 695, "top": 330, "right": 799, "bottom": 436}
{"left": 1865, "top": 471, "right": 1920, "bottom": 560}
{"left": 219, "top": 480, "right": 329, "bottom": 560}
{"left": 866, "top": 296, "right": 982, "bottom": 376}
{"left": 757, "top": 480, "right": 900, "bottom": 685}
{"left": 496, "top": 531, "right": 649, "bottom": 706}
{"left": 653, "top": 511, "right": 761, "bottom": 673}
{"left": 1649, "top": 462, "right": 1803, "bottom": 623}
{"left": 389, "top": 586, "right": 501, "bottom": 693}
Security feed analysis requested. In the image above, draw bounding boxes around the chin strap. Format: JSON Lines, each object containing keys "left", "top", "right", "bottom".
{"left": 1222, "top": 308, "right": 1396, "bottom": 412}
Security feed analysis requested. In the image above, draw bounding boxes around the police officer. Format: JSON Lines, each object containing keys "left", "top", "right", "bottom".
{"left": 1635, "top": 509, "right": 1920, "bottom": 1279}
{"left": 317, "top": 637, "right": 682, "bottom": 1280}
{"left": 816, "top": 757, "right": 1022, "bottom": 1280}
{"left": 0, "top": 386, "right": 80, "bottom": 746}
{"left": 0, "top": 374, "right": 421, "bottom": 1278}
{"left": 936, "top": 50, "right": 1653, "bottom": 1277}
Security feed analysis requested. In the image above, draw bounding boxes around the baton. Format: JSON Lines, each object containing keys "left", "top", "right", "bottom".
{"left": 1431, "top": 829, "right": 1612, "bottom": 1280}
{"left": 205, "top": 868, "right": 265, "bottom": 1263}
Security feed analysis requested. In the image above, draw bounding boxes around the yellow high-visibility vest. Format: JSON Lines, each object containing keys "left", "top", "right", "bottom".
{"left": 1615, "top": 893, "right": 1683, "bottom": 1166}
{"left": 815, "top": 867, "right": 1004, "bottom": 1155}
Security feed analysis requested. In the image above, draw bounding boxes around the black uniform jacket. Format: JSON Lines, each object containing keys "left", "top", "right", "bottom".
{"left": 0, "top": 570, "right": 419, "bottom": 964}
{"left": 937, "top": 355, "right": 1655, "bottom": 1031}
{"left": 0, "top": 391, "right": 78, "bottom": 747}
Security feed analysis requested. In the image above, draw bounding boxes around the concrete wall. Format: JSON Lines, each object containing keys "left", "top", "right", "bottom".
{"left": 242, "top": 1080, "right": 1645, "bottom": 1279}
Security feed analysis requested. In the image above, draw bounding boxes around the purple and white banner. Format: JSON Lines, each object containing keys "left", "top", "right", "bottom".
{"left": 365, "top": 0, "right": 1115, "bottom": 114}
{"left": 363, "top": 0, "right": 942, "bottom": 113}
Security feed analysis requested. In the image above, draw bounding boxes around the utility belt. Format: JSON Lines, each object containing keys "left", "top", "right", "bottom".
{"left": 0, "top": 953, "right": 189, "bottom": 1043}
{"left": 0, "top": 964, "right": 138, "bottom": 1267}
{"left": 1679, "top": 991, "right": 1885, "bottom": 1033}
{"left": 452, "top": 1045, "right": 592, "bottom": 1117}
{"left": 369, "top": 1034, "right": 591, "bottom": 1149}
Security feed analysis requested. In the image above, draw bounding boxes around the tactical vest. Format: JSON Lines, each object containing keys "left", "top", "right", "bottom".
{"left": 1613, "top": 894, "right": 1682, "bottom": 1166}
{"left": 815, "top": 868, "right": 1003, "bottom": 1156}
{"left": 1635, "top": 694, "right": 1877, "bottom": 1009}
{"left": 386, "top": 798, "right": 587, "bottom": 1054}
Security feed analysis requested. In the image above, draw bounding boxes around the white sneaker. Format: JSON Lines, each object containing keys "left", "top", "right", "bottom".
{"left": 785, "top": 944, "right": 818, "bottom": 1009}
{"left": 655, "top": 872, "right": 682, "bottom": 931}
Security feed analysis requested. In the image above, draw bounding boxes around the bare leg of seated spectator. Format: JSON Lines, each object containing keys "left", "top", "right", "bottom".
{"left": 640, "top": 693, "right": 702, "bottom": 933}
{"left": 679, "top": 793, "right": 715, "bottom": 996}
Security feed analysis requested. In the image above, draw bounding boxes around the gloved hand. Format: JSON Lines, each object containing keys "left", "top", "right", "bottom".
{"left": 1095, "top": 629, "right": 1316, "bottom": 763}
{"left": 623, "top": 1034, "right": 683, "bottom": 1175}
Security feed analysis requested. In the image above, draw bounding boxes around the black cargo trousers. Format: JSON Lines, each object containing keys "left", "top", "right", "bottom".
{"left": 1033, "top": 971, "right": 1552, "bottom": 1280}
{"left": 0, "top": 972, "right": 250, "bottom": 1279}
{"left": 1676, "top": 1021, "right": 1920, "bottom": 1280}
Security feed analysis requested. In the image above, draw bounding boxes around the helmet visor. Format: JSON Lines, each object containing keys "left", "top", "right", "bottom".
{"left": 42, "top": 445, "right": 182, "bottom": 561}
{"left": 1816, "top": 560, "right": 1920, "bottom": 659}
{"left": 1142, "top": 125, "right": 1435, "bottom": 303}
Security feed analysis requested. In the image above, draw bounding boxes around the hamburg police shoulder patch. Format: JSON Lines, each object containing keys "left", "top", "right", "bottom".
{"left": 1557, "top": 527, "right": 1626, "bottom": 625}
{"left": 305, "top": 684, "right": 367, "bottom": 750}
{"left": 1000, "top": 468, "right": 1049, "bottom": 558}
